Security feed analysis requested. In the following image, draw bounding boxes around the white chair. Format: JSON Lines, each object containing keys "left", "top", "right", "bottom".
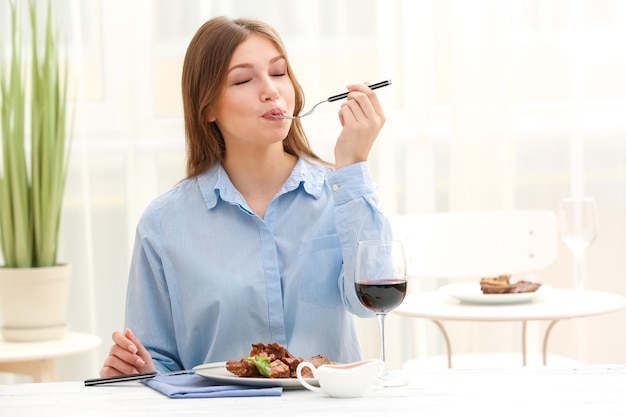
{"left": 389, "top": 210, "right": 581, "bottom": 369}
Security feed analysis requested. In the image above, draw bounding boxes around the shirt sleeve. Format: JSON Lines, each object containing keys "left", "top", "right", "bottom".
{"left": 124, "top": 200, "right": 183, "bottom": 373}
{"left": 328, "top": 162, "right": 393, "bottom": 317}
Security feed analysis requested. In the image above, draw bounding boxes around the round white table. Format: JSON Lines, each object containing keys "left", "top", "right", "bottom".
{"left": 393, "top": 288, "right": 626, "bottom": 367}
{"left": 0, "top": 331, "right": 101, "bottom": 382}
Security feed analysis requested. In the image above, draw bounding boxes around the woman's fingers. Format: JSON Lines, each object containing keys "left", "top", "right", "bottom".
{"left": 342, "top": 83, "right": 386, "bottom": 123}
{"left": 334, "top": 83, "right": 386, "bottom": 167}
{"left": 110, "top": 330, "right": 145, "bottom": 366}
{"left": 100, "top": 350, "right": 140, "bottom": 377}
{"left": 125, "top": 328, "right": 155, "bottom": 369}
{"left": 99, "top": 329, "right": 155, "bottom": 377}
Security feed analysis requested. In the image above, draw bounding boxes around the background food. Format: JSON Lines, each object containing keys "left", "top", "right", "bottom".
{"left": 480, "top": 275, "right": 541, "bottom": 294}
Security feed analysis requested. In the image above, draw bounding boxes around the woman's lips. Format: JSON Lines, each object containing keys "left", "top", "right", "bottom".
{"left": 262, "top": 109, "right": 287, "bottom": 119}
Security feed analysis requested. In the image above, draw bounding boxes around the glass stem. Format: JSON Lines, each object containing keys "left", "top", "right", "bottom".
{"left": 377, "top": 313, "right": 387, "bottom": 376}
{"left": 575, "top": 253, "right": 584, "bottom": 291}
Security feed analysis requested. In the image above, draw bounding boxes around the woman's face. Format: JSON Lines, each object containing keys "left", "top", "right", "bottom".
{"left": 208, "top": 34, "right": 295, "bottom": 150}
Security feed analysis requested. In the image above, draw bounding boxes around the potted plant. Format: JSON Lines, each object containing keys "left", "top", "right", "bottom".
{"left": 0, "top": 0, "right": 72, "bottom": 341}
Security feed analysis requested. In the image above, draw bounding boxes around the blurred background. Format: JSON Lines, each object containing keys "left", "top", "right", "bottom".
{"left": 1, "top": 0, "right": 625, "bottom": 381}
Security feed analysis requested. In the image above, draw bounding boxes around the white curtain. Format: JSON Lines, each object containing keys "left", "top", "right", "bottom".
{"left": 1, "top": 0, "right": 625, "bottom": 381}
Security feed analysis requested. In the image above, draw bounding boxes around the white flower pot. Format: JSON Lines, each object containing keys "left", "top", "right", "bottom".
{"left": 0, "top": 264, "right": 71, "bottom": 341}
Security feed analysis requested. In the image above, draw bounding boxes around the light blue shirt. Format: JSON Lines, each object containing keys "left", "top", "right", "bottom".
{"left": 125, "top": 158, "right": 391, "bottom": 372}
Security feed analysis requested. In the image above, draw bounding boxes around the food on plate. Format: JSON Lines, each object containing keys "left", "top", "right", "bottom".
{"left": 480, "top": 274, "right": 511, "bottom": 287}
{"left": 226, "top": 342, "right": 330, "bottom": 378}
{"left": 480, "top": 274, "right": 541, "bottom": 294}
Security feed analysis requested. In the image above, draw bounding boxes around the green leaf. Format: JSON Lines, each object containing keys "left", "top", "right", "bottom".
{"left": 246, "top": 356, "right": 272, "bottom": 377}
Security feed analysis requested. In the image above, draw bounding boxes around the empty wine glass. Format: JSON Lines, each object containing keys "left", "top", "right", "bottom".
{"left": 355, "top": 240, "right": 407, "bottom": 387}
{"left": 557, "top": 197, "right": 599, "bottom": 290}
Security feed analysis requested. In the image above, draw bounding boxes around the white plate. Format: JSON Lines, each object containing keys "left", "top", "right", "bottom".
{"left": 193, "top": 361, "right": 317, "bottom": 390}
{"left": 440, "top": 283, "right": 547, "bottom": 305}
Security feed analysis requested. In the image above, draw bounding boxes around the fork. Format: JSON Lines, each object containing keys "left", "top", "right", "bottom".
{"left": 277, "top": 79, "right": 391, "bottom": 119}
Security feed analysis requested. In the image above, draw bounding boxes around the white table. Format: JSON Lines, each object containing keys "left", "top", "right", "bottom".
{"left": 0, "top": 365, "right": 624, "bottom": 417}
{"left": 394, "top": 288, "right": 626, "bottom": 367}
{"left": 0, "top": 332, "right": 101, "bottom": 382}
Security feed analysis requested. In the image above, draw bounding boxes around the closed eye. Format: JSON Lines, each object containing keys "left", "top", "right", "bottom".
{"left": 234, "top": 79, "right": 251, "bottom": 85}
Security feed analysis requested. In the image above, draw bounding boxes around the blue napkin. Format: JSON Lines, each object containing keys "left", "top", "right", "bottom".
{"left": 143, "top": 374, "right": 283, "bottom": 398}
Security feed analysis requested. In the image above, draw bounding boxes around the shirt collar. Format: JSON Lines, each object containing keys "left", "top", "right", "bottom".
{"left": 281, "top": 157, "right": 327, "bottom": 198}
{"left": 197, "top": 158, "right": 329, "bottom": 210}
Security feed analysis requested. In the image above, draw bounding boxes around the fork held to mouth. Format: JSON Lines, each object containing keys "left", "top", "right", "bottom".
{"left": 278, "top": 79, "right": 391, "bottom": 119}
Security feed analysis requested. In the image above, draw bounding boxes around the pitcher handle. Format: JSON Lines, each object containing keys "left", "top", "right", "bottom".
{"left": 296, "top": 362, "right": 323, "bottom": 393}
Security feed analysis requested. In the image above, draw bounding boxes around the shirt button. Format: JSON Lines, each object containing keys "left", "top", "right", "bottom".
{"left": 332, "top": 184, "right": 340, "bottom": 191}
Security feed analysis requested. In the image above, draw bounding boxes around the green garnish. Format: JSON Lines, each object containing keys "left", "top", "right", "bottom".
{"left": 246, "top": 356, "right": 272, "bottom": 377}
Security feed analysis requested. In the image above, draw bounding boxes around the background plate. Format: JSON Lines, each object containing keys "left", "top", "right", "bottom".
{"left": 193, "top": 362, "right": 318, "bottom": 390}
{"left": 440, "top": 282, "right": 547, "bottom": 305}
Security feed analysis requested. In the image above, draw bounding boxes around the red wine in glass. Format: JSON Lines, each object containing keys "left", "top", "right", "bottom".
{"left": 355, "top": 279, "right": 407, "bottom": 313}
{"left": 355, "top": 240, "right": 408, "bottom": 387}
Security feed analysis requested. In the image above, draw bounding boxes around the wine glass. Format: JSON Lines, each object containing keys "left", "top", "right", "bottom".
{"left": 355, "top": 240, "right": 408, "bottom": 387}
{"left": 557, "top": 197, "right": 599, "bottom": 290}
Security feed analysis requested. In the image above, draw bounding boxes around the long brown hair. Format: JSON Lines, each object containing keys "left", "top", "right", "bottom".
{"left": 181, "top": 16, "right": 326, "bottom": 179}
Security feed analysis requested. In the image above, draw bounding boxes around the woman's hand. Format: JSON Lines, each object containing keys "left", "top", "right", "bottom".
{"left": 334, "top": 83, "right": 386, "bottom": 168}
{"left": 99, "top": 328, "right": 156, "bottom": 377}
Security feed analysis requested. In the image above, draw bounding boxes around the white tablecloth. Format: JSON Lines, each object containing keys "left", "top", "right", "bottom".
{"left": 1, "top": 365, "right": 625, "bottom": 417}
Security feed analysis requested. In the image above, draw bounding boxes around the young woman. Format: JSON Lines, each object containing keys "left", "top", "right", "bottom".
{"left": 100, "top": 16, "right": 390, "bottom": 377}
